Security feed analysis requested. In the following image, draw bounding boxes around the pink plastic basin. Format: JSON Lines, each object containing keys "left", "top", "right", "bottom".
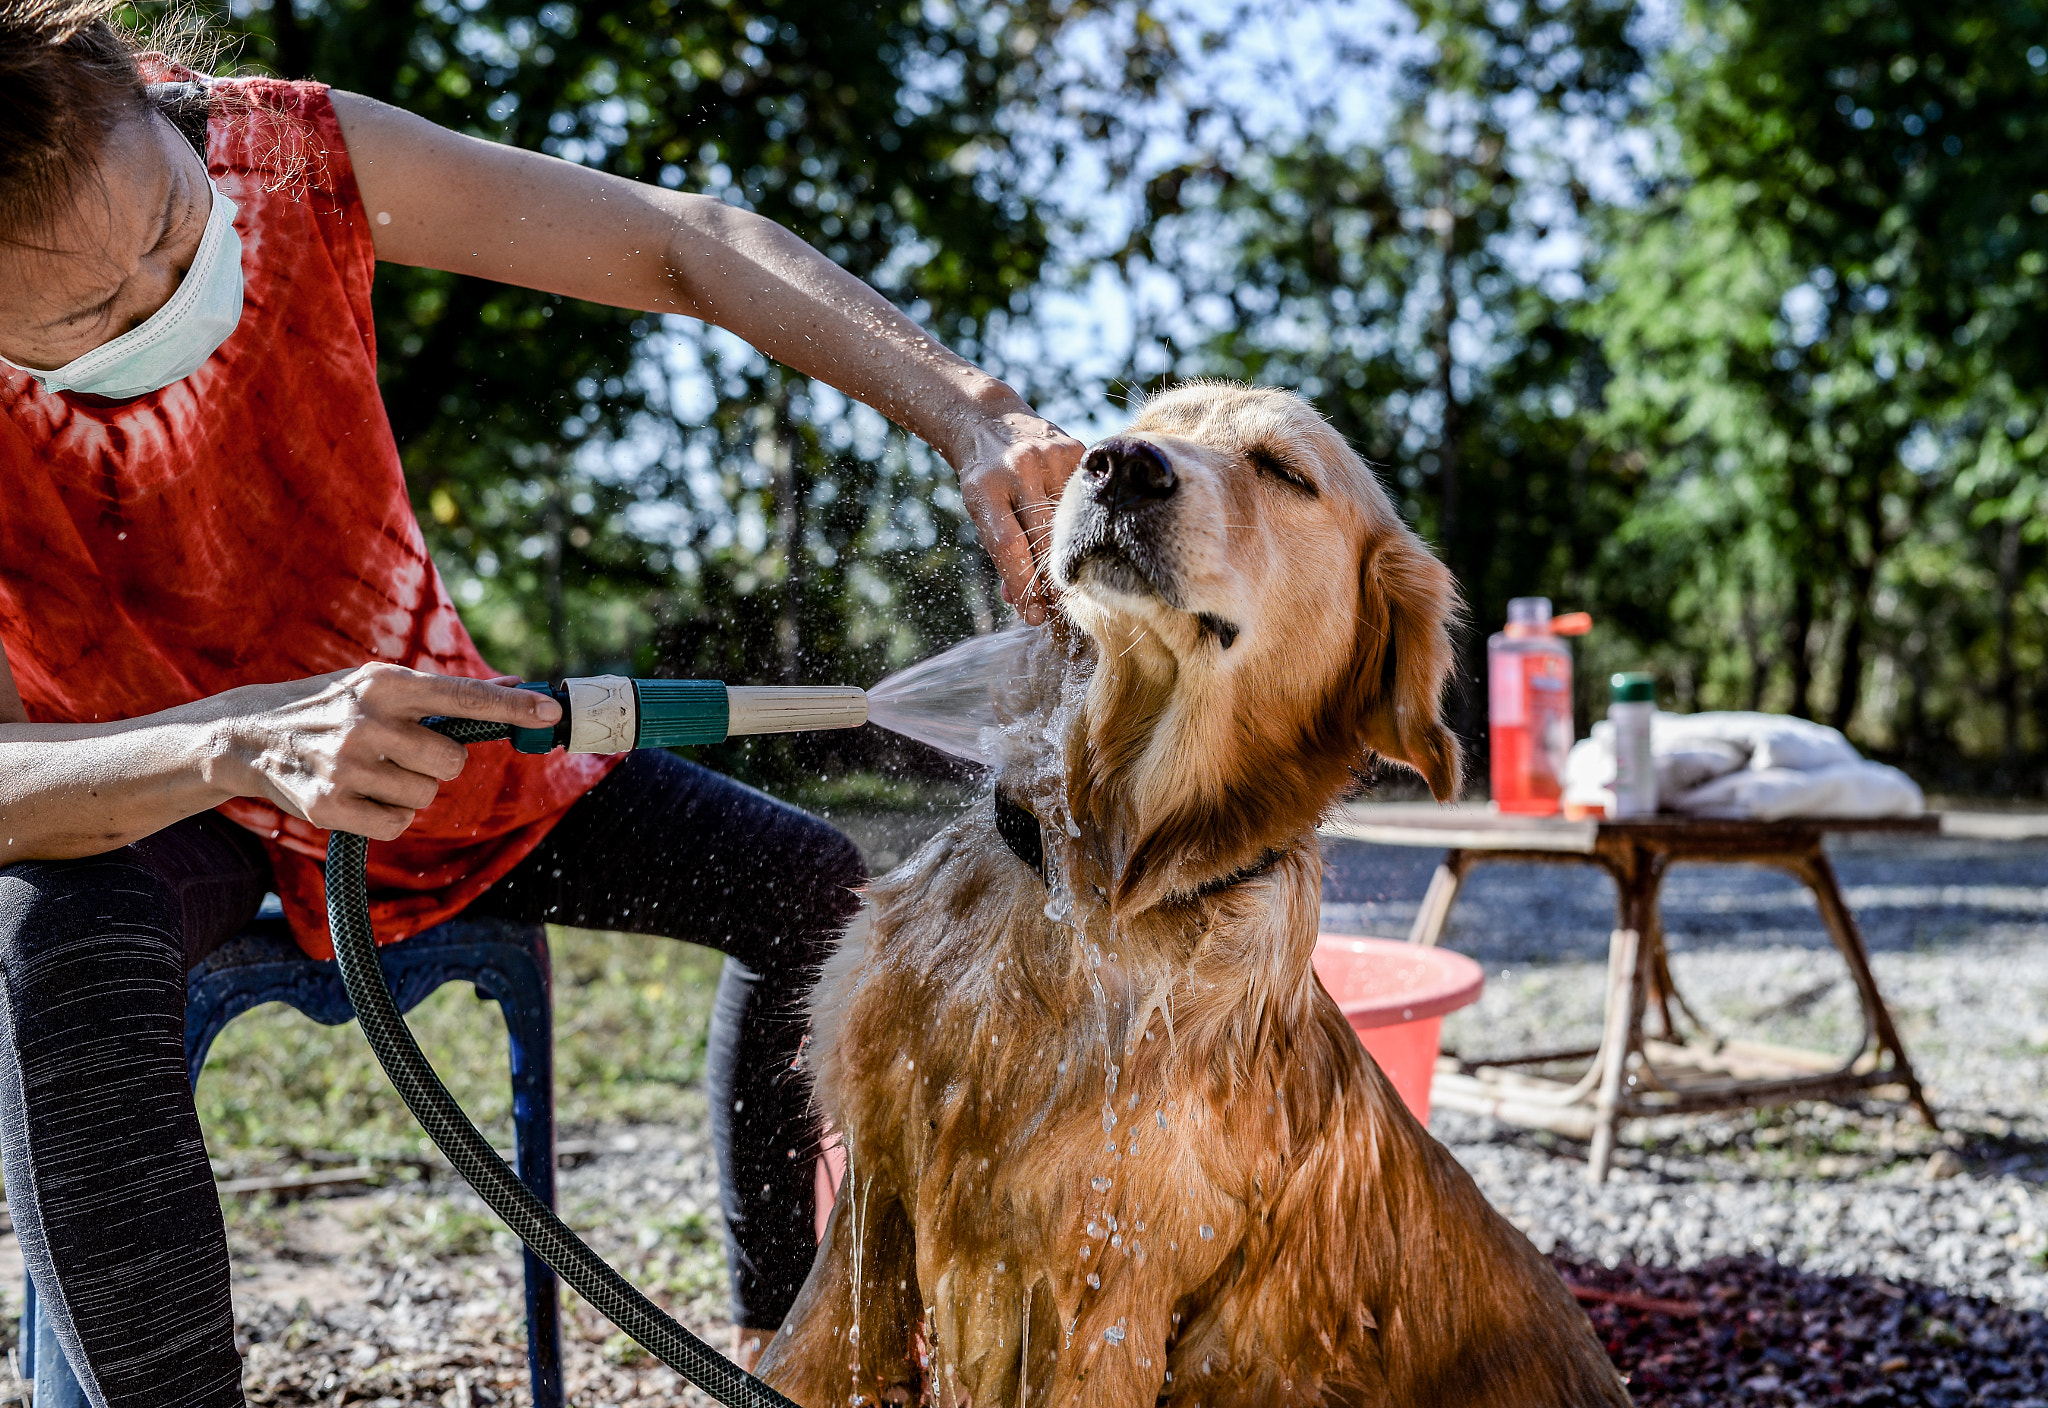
{"left": 1312, "top": 935, "right": 1485, "bottom": 1121}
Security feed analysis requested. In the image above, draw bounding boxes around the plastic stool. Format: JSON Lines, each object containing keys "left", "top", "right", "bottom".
{"left": 21, "top": 910, "right": 564, "bottom": 1408}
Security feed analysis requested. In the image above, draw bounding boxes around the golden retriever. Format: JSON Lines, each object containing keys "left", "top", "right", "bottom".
{"left": 759, "top": 383, "right": 1630, "bottom": 1407}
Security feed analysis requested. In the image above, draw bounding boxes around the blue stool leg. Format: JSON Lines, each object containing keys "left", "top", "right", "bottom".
{"left": 497, "top": 978, "right": 563, "bottom": 1408}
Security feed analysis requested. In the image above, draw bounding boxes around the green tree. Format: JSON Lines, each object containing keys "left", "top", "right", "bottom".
{"left": 1592, "top": 0, "right": 2048, "bottom": 778}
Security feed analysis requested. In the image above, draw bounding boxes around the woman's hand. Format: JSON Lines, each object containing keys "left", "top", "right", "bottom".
{"left": 221, "top": 664, "right": 561, "bottom": 841}
{"left": 954, "top": 410, "right": 1086, "bottom": 624}
{"left": 0, "top": 652, "right": 563, "bottom": 862}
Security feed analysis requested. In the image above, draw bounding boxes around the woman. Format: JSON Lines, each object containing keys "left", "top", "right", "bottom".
{"left": 0, "top": 0, "right": 1081, "bottom": 1402}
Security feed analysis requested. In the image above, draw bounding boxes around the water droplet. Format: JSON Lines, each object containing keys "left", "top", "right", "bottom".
{"left": 995, "top": 1261, "right": 1006, "bottom": 1272}
{"left": 1104, "top": 1325, "right": 1125, "bottom": 1345}
{"left": 1086, "top": 1272, "right": 1100, "bottom": 1289}
{"left": 1091, "top": 1176, "right": 1111, "bottom": 1193}
{"left": 1156, "top": 1111, "right": 1168, "bottom": 1129}
{"left": 1199, "top": 1225, "right": 1215, "bottom": 1241}
{"left": 1102, "top": 1107, "right": 1117, "bottom": 1132}
{"left": 1110, "top": 1233, "right": 1122, "bottom": 1248}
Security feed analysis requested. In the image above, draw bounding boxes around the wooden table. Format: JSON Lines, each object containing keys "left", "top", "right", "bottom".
{"left": 1320, "top": 805, "right": 1938, "bottom": 1182}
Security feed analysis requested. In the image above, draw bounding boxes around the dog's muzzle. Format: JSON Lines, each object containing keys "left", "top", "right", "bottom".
{"left": 1058, "top": 436, "right": 1184, "bottom": 604}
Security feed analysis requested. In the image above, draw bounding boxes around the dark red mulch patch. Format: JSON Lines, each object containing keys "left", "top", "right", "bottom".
{"left": 1556, "top": 1255, "right": 2048, "bottom": 1407}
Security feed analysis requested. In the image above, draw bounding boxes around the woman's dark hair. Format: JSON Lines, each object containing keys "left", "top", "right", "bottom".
{"left": 0, "top": 0, "right": 204, "bottom": 244}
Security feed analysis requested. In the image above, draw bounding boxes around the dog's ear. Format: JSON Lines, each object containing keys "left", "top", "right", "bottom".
{"left": 1350, "top": 530, "right": 1462, "bottom": 802}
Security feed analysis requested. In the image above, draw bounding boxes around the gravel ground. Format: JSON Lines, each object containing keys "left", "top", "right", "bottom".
{"left": 1, "top": 815, "right": 2038, "bottom": 1405}
{"left": 1321, "top": 829, "right": 2048, "bottom": 1314}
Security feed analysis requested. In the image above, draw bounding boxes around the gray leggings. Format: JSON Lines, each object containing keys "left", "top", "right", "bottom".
{"left": 0, "top": 750, "right": 863, "bottom": 1407}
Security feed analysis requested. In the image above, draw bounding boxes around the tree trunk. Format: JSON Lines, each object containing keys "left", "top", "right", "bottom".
{"left": 1432, "top": 182, "right": 1476, "bottom": 746}
{"left": 770, "top": 383, "right": 809, "bottom": 685}
{"left": 1740, "top": 563, "right": 1770, "bottom": 710}
{"left": 1432, "top": 207, "right": 1462, "bottom": 585}
{"left": 1828, "top": 578, "right": 1871, "bottom": 736}
{"left": 1784, "top": 572, "right": 1814, "bottom": 721}
{"left": 543, "top": 479, "right": 568, "bottom": 679}
{"left": 1829, "top": 470, "right": 1897, "bottom": 737}
{"left": 1996, "top": 517, "right": 2022, "bottom": 778}
{"left": 269, "top": 0, "right": 314, "bottom": 81}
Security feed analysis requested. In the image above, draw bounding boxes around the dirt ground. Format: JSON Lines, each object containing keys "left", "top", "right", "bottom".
{"left": 0, "top": 1121, "right": 737, "bottom": 1407}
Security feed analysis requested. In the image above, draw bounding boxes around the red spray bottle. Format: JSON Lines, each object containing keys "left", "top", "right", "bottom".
{"left": 1487, "top": 597, "right": 1592, "bottom": 815}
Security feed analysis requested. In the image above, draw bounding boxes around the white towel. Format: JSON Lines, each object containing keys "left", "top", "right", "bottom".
{"left": 1563, "top": 711, "right": 1924, "bottom": 820}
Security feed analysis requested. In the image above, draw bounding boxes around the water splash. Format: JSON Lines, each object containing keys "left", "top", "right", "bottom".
{"left": 864, "top": 626, "right": 1039, "bottom": 765}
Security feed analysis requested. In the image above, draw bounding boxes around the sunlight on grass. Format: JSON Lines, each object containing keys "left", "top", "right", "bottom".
{"left": 195, "top": 927, "right": 724, "bottom": 1161}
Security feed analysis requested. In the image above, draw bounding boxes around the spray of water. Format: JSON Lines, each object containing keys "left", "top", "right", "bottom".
{"left": 863, "top": 626, "right": 1041, "bottom": 766}
{"left": 863, "top": 628, "right": 1203, "bottom": 1386}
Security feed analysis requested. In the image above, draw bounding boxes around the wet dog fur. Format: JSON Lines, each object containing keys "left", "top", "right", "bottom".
{"left": 759, "top": 384, "right": 1631, "bottom": 1407}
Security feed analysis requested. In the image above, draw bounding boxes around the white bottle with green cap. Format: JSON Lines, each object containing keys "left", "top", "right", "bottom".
{"left": 1609, "top": 672, "right": 1658, "bottom": 818}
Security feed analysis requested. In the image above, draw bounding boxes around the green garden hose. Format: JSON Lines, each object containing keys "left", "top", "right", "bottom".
{"left": 325, "top": 712, "right": 816, "bottom": 1408}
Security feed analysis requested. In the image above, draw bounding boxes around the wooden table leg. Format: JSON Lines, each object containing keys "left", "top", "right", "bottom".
{"left": 1408, "top": 853, "right": 1467, "bottom": 947}
{"left": 1631, "top": 852, "right": 1681, "bottom": 1040}
{"left": 1790, "top": 843, "right": 1938, "bottom": 1128}
{"left": 1588, "top": 924, "right": 1644, "bottom": 1184}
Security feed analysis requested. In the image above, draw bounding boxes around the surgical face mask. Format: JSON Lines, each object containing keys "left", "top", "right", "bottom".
{"left": 2, "top": 177, "right": 244, "bottom": 400}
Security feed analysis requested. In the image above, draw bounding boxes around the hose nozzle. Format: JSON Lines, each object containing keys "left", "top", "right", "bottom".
{"left": 509, "top": 678, "right": 869, "bottom": 754}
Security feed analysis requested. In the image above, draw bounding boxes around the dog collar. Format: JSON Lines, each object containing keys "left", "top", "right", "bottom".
{"left": 993, "top": 791, "right": 1288, "bottom": 897}
{"left": 995, "top": 788, "right": 1047, "bottom": 879}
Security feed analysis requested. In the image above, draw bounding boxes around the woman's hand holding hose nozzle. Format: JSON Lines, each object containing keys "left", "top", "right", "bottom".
{"left": 220, "top": 666, "right": 866, "bottom": 852}
{"left": 506, "top": 677, "right": 870, "bottom": 754}
{"left": 216, "top": 664, "right": 565, "bottom": 843}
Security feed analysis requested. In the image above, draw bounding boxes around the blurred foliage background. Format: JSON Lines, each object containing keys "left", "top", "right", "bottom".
{"left": 190, "top": 0, "right": 2048, "bottom": 796}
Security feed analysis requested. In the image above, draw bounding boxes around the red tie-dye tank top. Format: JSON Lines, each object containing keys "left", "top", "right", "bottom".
{"left": 0, "top": 78, "right": 621, "bottom": 958}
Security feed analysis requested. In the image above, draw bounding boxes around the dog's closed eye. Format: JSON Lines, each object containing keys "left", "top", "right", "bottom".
{"left": 1245, "top": 444, "right": 1318, "bottom": 496}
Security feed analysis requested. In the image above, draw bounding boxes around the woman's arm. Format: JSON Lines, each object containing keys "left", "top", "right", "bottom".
{"left": 329, "top": 91, "right": 1080, "bottom": 620}
{"left": 0, "top": 644, "right": 561, "bottom": 861}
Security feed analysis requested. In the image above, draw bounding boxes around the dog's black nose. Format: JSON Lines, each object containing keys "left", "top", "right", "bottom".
{"left": 1083, "top": 436, "right": 1176, "bottom": 504}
